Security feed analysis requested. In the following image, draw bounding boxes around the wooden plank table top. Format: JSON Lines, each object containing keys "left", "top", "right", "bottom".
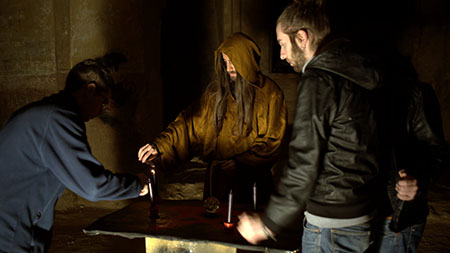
{"left": 83, "top": 199, "right": 301, "bottom": 252}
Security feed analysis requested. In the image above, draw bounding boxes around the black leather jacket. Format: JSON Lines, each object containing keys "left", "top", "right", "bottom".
{"left": 263, "top": 38, "right": 384, "bottom": 233}
{"left": 386, "top": 78, "right": 449, "bottom": 232}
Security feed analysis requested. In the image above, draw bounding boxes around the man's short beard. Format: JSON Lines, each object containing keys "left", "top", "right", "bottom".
{"left": 291, "top": 43, "right": 307, "bottom": 73}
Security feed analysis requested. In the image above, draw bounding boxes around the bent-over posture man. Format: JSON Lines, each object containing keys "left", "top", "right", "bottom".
{"left": 0, "top": 57, "right": 148, "bottom": 252}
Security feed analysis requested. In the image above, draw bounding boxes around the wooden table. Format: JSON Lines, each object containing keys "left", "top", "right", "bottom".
{"left": 83, "top": 199, "right": 302, "bottom": 252}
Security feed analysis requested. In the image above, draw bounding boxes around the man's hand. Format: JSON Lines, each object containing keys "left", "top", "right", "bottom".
{"left": 138, "top": 144, "right": 159, "bottom": 165}
{"left": 137, "top": 173, "right": 149, "bottom": 196}
{"left": 237, "top": 212, "right": 273, "bottom": 245}
{"left": 396, "top": 169, "right": 418, "bottom": 201}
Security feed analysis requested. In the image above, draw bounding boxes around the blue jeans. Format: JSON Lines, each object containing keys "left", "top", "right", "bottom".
{"left": 302, "top": 219, "right": 373, "bottom": 253}
{"left": 371, "top": 219, "right": 425, "bottom": 253}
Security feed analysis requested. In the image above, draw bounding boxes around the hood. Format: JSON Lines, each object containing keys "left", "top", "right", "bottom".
{"left": 307, "top": 38, "right": 382, "bottom": 90}
{"left": 215, "top": 32, "right": 262, "bottom": 85}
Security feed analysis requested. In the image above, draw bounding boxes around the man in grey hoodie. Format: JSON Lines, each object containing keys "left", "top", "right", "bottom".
{"left": 237, "top": 1, "right": 385, "bottom": 252}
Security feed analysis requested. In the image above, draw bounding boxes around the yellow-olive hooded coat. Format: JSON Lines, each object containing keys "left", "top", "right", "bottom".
{"left": 152, "top": 33, "right": 287, "bottom": 203}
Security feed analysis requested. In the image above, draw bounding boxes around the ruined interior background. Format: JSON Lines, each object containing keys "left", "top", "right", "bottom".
{"left": 0, "top": 0, "right": 449, "bottom": 252}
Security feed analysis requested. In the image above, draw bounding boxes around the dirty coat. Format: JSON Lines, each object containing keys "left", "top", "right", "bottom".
{"left": 152, "top": 33, "right": 287, "bottom": 204}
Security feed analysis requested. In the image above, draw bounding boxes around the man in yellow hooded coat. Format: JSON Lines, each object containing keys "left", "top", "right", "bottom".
{"left": 138, "top": 32, "right": 287, "bottom": 206}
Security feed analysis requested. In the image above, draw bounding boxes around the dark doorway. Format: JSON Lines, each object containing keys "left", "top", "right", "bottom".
{"left": 160, "top": 2, "right": 211, "bottom": 126}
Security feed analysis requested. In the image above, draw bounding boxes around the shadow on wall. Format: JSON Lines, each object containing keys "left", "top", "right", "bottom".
{"left": 160, "top": 0, "right": 218, "bottom": 126}
{"left": 55, "top": 0, "right": 165, "bottom": 210}
{"left": 326, "top": 0, "right": 415, "bottom": 49}
{"left": 53, "top": 0, "right": 220, "bottom": 209}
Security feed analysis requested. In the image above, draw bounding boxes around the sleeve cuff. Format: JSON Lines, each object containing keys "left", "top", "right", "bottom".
{"left": 261, "top": 213, "right": 282, "bottom": 235}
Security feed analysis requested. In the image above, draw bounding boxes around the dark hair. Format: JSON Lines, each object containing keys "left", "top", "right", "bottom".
{"left": 64, "top": 59, "right": 114, "bottom": 94}
{"left": 277, "top": 0, "right": 330, "bottom": 52}
{"left": 212, "top": 53, "right": 255, "bottom": 136}
{"left": 64, "top": 53, "right": 126, "bottom": 94}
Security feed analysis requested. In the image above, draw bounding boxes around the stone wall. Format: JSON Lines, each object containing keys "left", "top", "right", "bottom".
{"left": 0, "top": 0, "right": 164, "bottom": 210}
{"left": 1, "top": 0, "right": 449, "bottom": 210}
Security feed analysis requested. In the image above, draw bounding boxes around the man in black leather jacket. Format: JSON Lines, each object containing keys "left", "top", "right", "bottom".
{"left": 237, "top": 1, "right": 385, "bottom": 252}
{"left": 371, "top": 59, "right": 450, "bottom": 252}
